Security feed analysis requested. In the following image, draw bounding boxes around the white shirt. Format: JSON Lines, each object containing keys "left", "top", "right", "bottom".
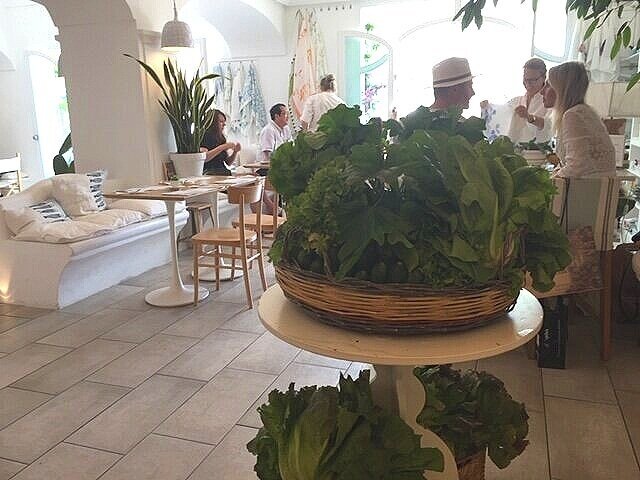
{"left": 556, "top": 104, "right": 616, "bottom": 178}
{"left": 259, "top": 120, "right": 292, "bottom": 158}
{"left": 506, "top": 92, "right": 552, "bottom": 143}
{"left": 300, "top": 91, "right": 345, "bottom": 131}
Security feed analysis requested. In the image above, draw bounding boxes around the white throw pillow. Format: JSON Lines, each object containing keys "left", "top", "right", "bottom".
{"left": 51, "top": 174, "right": 99, "bottom": 216}
{"left": 1, "top": 206, "right": 43, "bottom": 235}
{"left": 29, "top": 199, "right": 69, "bottom": 223}
{"left": 86, "top": 171, "right": 107, "bottom": 211}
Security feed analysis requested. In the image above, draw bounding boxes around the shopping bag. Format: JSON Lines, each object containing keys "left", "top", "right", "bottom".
{"left": 537, "top": 296, "right": 569, "bottom": 369}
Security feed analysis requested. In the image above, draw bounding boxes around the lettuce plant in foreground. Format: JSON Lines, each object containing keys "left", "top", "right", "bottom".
{"left": 247, "top": 370, "right": 444, "bottom": 480}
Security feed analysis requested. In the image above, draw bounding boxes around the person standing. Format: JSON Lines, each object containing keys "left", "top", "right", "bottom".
{"left": 541, "top": 61, "right": 615, "bottom": 178}
{"left": 300, "top": 74, "right": 345, "bottom": 131}
{"left": 430, "top": 57, "right": 476, "bottom": 111}
{"left": 259, "top": 103, "right": 292, "bottom": 163}
{"left": 201, "top": 110, "right": 241, "bottom": 176}
{"left": 480, "top": 58, "right": 552, "bottom": 143}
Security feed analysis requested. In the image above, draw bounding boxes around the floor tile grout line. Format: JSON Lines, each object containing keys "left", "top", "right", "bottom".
{"left": 150, "top": 431, "right": 217, "bottom": 448}
{"left": 608, "top": 365, "right": 640, "bottom": 472}
{"left": 61, "top": 440, "right": 124, "bottom": 456}
{"left": 543, "top": 392, "right": 623, "bottom": 406}
{"left": 540, "top": 350, "right": 553, "bottom": 480}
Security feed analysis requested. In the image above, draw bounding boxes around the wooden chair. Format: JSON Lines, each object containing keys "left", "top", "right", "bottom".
{"left": 232, "top": 177, "right": 285, "bottom": 237}
{"left": 527, "top": 176, "right": 620, "bottom": 361}
{"left": 0, "top": 154, "right": 23, "bottom": 196}
{"left": 178, "top": 202, "right": 215, "bottom": 245}
{"left": 192, "top": 181, "right": 267, "bottom": 308}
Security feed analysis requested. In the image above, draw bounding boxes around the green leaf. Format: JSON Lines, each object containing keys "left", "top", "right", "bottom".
{"left": 611, "top": 32, "right": 622, "bottom": 59}
{"left": 584, "top": 18, "right": 599, "bottom": 40}
{"left": 627, "top": 72, "right": 640, "bottom": 91}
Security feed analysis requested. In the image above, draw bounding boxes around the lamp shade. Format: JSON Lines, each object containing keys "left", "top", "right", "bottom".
{"left": 586, "top": 81, "right": 640, "bottom": 118}
{"left": 161, "top": 1, "right": 193, "bottom": 52}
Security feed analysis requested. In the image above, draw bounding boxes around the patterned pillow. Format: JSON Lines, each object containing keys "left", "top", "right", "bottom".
{"left": 86, "top": 171, "right": 106, "bottom": 211}
{"left": 29, "top": 199, "right": 69, "bottom": 223}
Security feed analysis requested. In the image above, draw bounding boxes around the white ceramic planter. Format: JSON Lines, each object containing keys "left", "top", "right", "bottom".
{"left": 520, "top": 149, "right": 547, "bottom": 166}
{"left": 169, "top": 152, "right": 206, "bottom": 178}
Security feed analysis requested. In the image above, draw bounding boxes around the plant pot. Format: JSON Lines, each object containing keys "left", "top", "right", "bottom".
{"left": 519, "top": 149, "right": 547, "bottom": 166}
{"left": 169, "top": 152, "right": 206, "bottom": 178}
{"left": 456, "top": 450, "right": 486, "bottom": 480}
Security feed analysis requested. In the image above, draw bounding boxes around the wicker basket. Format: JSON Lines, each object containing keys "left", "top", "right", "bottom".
{"left": 275, "top": 263, "right": 519, "bottom": 334}
{"left": 457, "top": 450, "right": 486, "bottom": 480}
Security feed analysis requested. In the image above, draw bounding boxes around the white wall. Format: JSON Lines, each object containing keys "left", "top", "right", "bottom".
{"left": 0, "top": 1, "right": 59, "bottom": 180}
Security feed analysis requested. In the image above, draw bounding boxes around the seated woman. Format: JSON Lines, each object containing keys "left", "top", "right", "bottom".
{"left": 481, "top": 58, "right": 552, "bottom": 143}
{"left": 541, "top": 61, "right": 616, "bottom": 178}
{"left": 200, "top": 110, "right": 241, "bottom": 176}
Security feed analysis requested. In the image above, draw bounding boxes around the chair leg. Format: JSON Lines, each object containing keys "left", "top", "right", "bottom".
{"left": 194, "top": 210, "right": 202, "bottom": 235}
{"left": 257, "top": 249, "right": 268, "bottom": 291}
{"left": 601, "top": 250, "right": 613, "bottom": 361}
{"left": 241, "top": 242, "right": 253, "bottom": 308}
{"left": 193, "top": 242, "right": 200, "bottom": 306}
{"left": 215, "top": 245, "right": 221, "bottom": 291}
{"left": 207, "top": 206, "right": 215, "bottom": 229}
{"left": 231, "top": 246, "right": 236, "bottom": 280}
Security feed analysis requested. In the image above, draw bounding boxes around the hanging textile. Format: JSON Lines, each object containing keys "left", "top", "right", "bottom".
{"left": 288, "top": 9, "right": 328, "bottom": 128}
{"left": 210, "top": 61, "right": 268, "bottom": 142}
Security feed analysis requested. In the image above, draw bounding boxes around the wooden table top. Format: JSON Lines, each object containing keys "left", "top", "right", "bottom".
{"left": 243, "top": 162, "right": 270, "bottom": 170}
{"left": 104, "top": 176, "right": 258, "bottom": 201}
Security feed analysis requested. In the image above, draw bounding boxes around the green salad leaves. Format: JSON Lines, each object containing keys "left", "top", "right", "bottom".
{"left": 269, "top": 105, "right": 570, "bottom": 294}
{"left": 414, "top": 365, "right": 529, "bottom": 469}
{"left": 247, "top": 370, "right": 444, "bottom": 480}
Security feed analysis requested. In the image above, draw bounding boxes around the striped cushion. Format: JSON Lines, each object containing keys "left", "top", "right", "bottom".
{"left": 29, "top": 199, "right": 69, "bottom": 223}
{"left": 86, "top": 170, "right": 106, "bottom": 211}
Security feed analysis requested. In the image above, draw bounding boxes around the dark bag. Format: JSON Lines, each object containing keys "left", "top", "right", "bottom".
{"left": 537, "top": 296, "right": 569, "bottom": 369}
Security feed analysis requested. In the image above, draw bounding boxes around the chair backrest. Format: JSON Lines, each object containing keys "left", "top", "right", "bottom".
{"left": 226, "top": 181, "right": 264, "bottom": 205}
{"left": 0, "top": 154, "right": 20, "bottom": 175}
{"left": 552, "top": 176, "right": 620, "bottom": 251}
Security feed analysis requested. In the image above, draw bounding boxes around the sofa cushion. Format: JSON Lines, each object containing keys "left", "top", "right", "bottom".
{"left": 51, "top": 174, "right": 99, "bottom": 216}
{"left": 2, "top": 206, "right": 42, "bottom": 235}
{"left": 77, "top": 208, "right": 145, "bottom": 228}
{"left": 13, "top": 219, "right": 115, "bottom": 243}
{"left": 29, "top": 199, "right": 69, "bottom": 223}
{"left": 108, "top": 199, "right": 186, "bottom": 217}
{"left": 86, "top": 171, "right": 107, "bottom": 211}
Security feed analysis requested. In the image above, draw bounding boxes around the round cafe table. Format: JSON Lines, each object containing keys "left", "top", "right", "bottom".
{"left": 258, "top": 285, "right": 543, "bottom": 480}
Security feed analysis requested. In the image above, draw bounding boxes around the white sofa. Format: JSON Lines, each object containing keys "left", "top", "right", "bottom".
{"left": 0, "top": 178, "right": 189, "bottom": 308}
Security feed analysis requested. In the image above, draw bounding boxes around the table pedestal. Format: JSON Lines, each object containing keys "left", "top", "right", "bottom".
{"left": 146, "top": 200, "right": 209, "bottom": 307}
{"left": 371, "top": 365, "right": 458, "bottom": 479}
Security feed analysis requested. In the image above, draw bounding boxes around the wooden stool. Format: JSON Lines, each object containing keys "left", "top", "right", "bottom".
{"left": 181, "top": 202, "right": 215, "bottom": 243}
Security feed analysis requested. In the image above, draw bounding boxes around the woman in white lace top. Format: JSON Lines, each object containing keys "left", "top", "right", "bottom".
{"left": 542, "top": 61, "right": 615, "bottom": 178}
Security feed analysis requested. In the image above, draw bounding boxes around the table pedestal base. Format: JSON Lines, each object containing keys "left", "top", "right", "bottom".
{"left": 371, "top": 365, "right": 459, "bottom": 480}
{"left": 145, "top": 285, "right": 209, "bottom": 307}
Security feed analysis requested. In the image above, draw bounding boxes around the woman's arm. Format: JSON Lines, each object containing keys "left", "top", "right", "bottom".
{"left": 204, "top": 142, "right": 235, "bottom": 161}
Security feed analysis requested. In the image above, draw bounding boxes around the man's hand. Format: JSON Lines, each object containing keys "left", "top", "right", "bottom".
{"left": 514, "top": 105, "right": 528, "bottom": 119}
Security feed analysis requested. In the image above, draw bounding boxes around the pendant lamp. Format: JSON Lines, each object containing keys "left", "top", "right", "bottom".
{"left": 161, "top": 0, "right": 193, "bottom": 52}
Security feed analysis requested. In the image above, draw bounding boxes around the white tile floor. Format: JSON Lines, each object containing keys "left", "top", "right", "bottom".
{"left": 1, "top": 256, "right": 640, "bottom": 479}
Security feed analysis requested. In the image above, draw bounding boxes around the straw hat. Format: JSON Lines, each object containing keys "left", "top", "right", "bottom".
{"left": 432, "top": 57, "right": 474, "bottom": 88}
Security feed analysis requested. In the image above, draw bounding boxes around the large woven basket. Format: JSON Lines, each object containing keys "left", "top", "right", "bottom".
{"left": 457, "top": 450, "right": 486, "bottom": 480}
{"left": 275, "top": 263, "right": 519, "bottom": 334}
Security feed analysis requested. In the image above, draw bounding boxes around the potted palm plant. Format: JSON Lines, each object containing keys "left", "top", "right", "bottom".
{"left": 125, "top": 54, "right": 218, "bottom": 178}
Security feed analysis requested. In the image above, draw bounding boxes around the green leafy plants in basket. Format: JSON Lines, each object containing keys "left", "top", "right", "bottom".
{"left": 268, "top": 104, "right": 571, "bottom": 296}
{"left": 413, "top": 365, "right": 529, "bottom": 470}
{"left": 247, "top": 370, "right": 444, "bottom": 480}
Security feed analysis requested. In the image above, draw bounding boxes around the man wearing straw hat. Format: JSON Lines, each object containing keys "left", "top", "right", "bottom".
{"left": 430, "top": 57, "right": 476, "bottom": 111}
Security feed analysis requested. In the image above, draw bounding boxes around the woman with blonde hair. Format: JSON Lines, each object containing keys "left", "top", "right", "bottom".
{"left": 541, "top": 61, "right": 615, "bottom": 177}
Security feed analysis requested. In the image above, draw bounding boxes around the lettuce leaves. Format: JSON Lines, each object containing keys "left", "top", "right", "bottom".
{"left": 247, "top": 371, "right": 444, "bottom": 480}
{"left": 269, "top": 105, "right": 571, "bottom": 294}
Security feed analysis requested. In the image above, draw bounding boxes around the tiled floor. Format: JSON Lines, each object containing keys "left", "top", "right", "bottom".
{"left": 1, "top": 255, "right": 640, "bottom": 479}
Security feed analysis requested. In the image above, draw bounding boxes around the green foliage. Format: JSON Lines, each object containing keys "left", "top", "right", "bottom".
{"left": 247, "top": 370, "right": 444, "bottom": 480}
{"left": 53, "top": 133, "right": 74, "bottom": 174}
{"left": 455, "top": 0, "right": 640, "bottom": 89}
{"left": 414, "top": 365, "right": 529, "bottom": 469}
{"left": 269, "top": 105, "right": 571, "bottom": 294}
{"left": 124, "top": 54, "right": 219, "bottom": 153}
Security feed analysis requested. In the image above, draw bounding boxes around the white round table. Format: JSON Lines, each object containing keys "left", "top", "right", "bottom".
{"left": 258, "top": 285, "right": 543, "bottom": 480}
